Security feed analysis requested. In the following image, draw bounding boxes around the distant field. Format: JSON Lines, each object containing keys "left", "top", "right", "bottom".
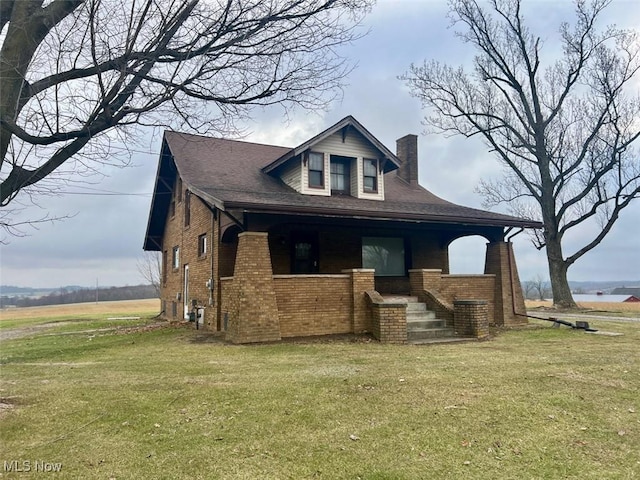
{"left": 526, "top": 300, "right": 640, "bottom": 314}
{"left": 0, "top": 298, "right": 160, "bottom": 321}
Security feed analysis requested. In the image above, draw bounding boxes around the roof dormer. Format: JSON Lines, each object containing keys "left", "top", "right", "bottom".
{"left": 263, "top": 116, "right": 400, "bottom": 201}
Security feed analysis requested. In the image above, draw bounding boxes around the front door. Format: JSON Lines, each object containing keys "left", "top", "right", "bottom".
{"left": 291, "top": 232, "right": 319, "bottom": 274}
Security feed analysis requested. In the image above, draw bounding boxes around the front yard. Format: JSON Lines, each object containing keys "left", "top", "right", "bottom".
{"left": 0, "top": 304, "right": 638, "bottom": 479}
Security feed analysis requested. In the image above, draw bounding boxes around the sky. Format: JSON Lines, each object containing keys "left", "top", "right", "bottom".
{"left": 1, "top": 0, "right": 639, "bottom": 289}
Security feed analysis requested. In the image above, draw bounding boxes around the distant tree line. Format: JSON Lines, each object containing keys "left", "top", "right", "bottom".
{"left": 0, "top": 285, "right": 157, "bottom": 308}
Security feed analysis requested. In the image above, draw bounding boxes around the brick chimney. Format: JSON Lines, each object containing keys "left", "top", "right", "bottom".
{"left": 396, "top": 134, "right": 418, "bottom": 186}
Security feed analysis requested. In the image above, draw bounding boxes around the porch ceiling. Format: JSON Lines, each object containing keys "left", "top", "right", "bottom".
{"left": 243, "top": 211, "right": 507, "bottom": 241}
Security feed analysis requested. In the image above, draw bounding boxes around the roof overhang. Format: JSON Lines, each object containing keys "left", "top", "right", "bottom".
{"left": 224, "top": 201, "right": 542, "bottom": 230}
{"left": 143, "top": 137, "right": 177, "bottom": 251}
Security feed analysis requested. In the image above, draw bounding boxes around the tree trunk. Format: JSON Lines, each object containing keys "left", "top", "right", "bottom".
{"left": 545, "top": 237, "right": 576, "bottom": 308}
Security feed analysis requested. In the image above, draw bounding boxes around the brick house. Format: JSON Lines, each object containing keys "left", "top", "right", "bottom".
{"left": 143, "top": 116, "right": 540, "bottom": 344}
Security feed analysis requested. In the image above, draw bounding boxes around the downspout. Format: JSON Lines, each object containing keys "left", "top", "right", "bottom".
{"left": 200, "top": 204, "right": 221, "bottom": 329}
{"left": 209, "top": 208, "right": 215, "bottom": 307}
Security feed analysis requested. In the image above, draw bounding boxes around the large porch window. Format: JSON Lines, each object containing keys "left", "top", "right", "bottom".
{"left": 362, "top": 237, "right": 405, "bottom": 276}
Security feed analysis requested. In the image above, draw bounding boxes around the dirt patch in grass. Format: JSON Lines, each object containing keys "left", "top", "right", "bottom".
{"left": 0, "top": 397, "right": 24, "bottom": 418}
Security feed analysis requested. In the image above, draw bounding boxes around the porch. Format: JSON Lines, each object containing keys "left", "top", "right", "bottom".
{"left": 219, "top": 232, "right": 526, "bottom": 344}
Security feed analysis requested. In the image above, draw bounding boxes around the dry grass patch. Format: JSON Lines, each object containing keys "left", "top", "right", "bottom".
{"left": 0, "top": 298, "right": 160, "bottom": 321}
{"left": 526, "top": 300, "right": 640, "bottom": 316}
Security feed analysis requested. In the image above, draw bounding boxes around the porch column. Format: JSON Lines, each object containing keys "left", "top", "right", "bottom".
{"left": 344, "top": 269, "right": 375, "bottom": 333}
{"left": 226, "top": 232, "right": 281, "bottom": 343}
{"left": 454, "top": 300, "right": 489, "bottom": 339}
{"left": 484, "top": 241, "right": 527, "bottom": 326}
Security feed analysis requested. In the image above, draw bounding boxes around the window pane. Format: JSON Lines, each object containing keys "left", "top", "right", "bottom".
{"left": 331, "top": 172, "right": 345, "bottom": 191}
{"left": 198, "top": 234, "right": 207, "bottom": 256}
{"left": 362, "top": 237, "right": 405, "bottom": 276}
{"left": 364, "top": 176, "right": 376, "bottom": 191}
{"left": 364, "top": 159, "right": 377, "bottom": 176}
{"left": 330, "top": 157, "right": 352, "bottom": 193}
{"left": 295, "top": 242, "right": 312, "bottom": 260}
{"left": 330, "top": 162, "right": 345, "bottom": 174}
{"left": 172, "top": 247, "right": 180, "bottom": 269}
{"left": 309, "top": 152, "right": 323, "bottom": 171}
{"left": 309, "top": 170, "right": 323, "bottom": 187}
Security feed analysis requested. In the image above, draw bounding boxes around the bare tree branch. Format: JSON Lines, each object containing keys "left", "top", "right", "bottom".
{"left": 0, "top": 0, "right": 373, "bottom": 221}
{"left": 402, "top": 0, "right": 640, "bottom": 308}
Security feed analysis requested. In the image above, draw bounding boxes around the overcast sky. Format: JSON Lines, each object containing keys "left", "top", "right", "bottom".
{"left": 2, "top": 0, "right": 639, "bottom": 289}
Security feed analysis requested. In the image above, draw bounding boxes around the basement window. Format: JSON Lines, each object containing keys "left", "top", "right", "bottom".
{"left": 362, "top": 237, "right": 405, "bottom": 276}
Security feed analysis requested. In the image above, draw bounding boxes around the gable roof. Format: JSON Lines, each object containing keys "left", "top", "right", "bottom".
{"left": 262, "top": 115, "right": 401, "bottom": 174}
{"left": 144, "top": 117, "right": 541, "bottom": 250}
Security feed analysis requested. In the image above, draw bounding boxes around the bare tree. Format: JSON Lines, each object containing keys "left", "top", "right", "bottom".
{"left": 525, "top": 274, "right": 550, "bottom": 301}
{"left": 522, "top": 279, "right": 536, "bottom": 301}
{"left": 0, "top": 0, "right": 373, "bottom": 227}
{"left": 402, "top": 0, "right": 640, "bottom": 308}
{"left": 137, "top": 251, "right": 161, "bottom": 298}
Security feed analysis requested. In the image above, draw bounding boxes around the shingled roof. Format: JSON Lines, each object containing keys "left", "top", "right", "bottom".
{"left": 144, "top": 118, "right": 540, "bottom": 250}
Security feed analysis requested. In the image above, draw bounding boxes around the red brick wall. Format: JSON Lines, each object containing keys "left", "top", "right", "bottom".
{"left": 367, "top": 293, "right": 408, "bottom": 344}
{"left": 410, "top": 234, "right": 449, "bottom": 273}
{"left": 220, "top": 277, "right": 233, "bottom": 331}
{"left": 347, "top": 269, "right": 375, "bottom": 333}
{"left": 226, "top": 232, "right": 281, "bottom": 343}
{"left": 159, "top": 177, "right": 216, "bottom": 328}
{"left": 453, "top": 300, "right": 489, "bottom": 339}
{"left": 484, "top": 242, "right": 527, "bottom": 326}
{"left": 273, "top": 275, "right": 352, "bottom": 337}
{"left": 440, "top": 275, "right": 496, "bottom": 327}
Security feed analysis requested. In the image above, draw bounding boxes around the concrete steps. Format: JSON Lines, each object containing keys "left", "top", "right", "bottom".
{"left": 383, "top": 295, "right": 458, "bottom": 344}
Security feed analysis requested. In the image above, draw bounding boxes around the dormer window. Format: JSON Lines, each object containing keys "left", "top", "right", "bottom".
{"left": 363, "top": 158, "right": 378, "bottom": 193}
{"left": 330, "top": 155, "right": 351, "bottom": 194}
{"left": 308, "top": 152, "right": 324, "bottom": 188}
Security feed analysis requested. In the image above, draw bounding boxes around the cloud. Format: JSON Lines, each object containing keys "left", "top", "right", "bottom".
{"left": 2, "top": 0, "right": 638, "bottom": 288}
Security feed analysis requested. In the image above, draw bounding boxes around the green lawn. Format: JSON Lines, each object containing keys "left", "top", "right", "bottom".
{"left": 0, "top": 315, "right": 638, "bottom": 479}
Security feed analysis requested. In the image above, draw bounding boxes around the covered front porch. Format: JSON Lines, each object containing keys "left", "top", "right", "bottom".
{"left": 218, "top": 218, "right": 527, "bottom": 343}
